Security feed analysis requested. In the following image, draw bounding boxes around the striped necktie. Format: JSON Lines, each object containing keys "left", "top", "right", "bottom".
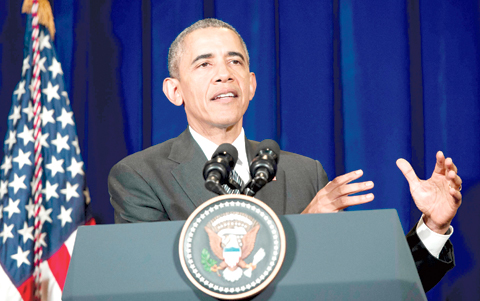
{"left": 223, "top": 169, "right": 244, "bottom": 194}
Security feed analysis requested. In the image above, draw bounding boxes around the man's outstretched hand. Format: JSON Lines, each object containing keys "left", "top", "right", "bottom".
{"left": 302, "top": 169, "right": 375, "bottom": 214}
{"left": 396, "top": 151, "right": 462, "bottom": 235}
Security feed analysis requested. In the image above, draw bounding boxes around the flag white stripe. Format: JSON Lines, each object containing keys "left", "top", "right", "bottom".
{"left": 64, "top": 229, "right": 77, "bottom": 256}
{"left": 0, "top": 266, "right": 23, "bottom": 301}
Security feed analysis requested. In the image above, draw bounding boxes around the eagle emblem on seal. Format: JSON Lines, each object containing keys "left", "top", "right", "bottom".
{"left": 204, "top": 212, "right": 264, "bottom": 282}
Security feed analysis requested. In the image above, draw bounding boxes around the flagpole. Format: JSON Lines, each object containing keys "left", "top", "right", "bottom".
{"left": 30, "top": 1, "right": 44, "bottom": 299}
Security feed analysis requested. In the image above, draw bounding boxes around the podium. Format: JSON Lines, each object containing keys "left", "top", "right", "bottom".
{"left": 63, "top": 209, "right": 426, "bottom": 300}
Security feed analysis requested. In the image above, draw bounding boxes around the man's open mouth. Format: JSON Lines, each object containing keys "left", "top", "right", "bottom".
{"left": 212, "top": 92, "right": 237, "bottom": 100}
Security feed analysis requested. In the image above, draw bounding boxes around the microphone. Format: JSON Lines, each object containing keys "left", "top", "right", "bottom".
{"left": 203, "top": 143, "right": 238, "bottom": 195}
{"left": 243, "top": 139, "right": 280, "bottom": 196}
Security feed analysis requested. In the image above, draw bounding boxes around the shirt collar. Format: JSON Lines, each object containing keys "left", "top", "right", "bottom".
{"left": 188, "top": 126, "right": 219, "bottom": 160}
{"left": 188, "top": 126, "right": 250, "bottom": 182}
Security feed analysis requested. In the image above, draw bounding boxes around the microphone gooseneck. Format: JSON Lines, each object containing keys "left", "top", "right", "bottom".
{"left": 203, "top": 143, "right": 238, "bottom": 195}
{"left": 243, "top": 139, "right": 280, "bottom": 196}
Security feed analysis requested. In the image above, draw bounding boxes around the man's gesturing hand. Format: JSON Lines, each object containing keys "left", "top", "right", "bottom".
{"left": 302, "top": 170, "right": 374, "bottom": 214}
{"left": 396, "top": 151, "right": 462, "bottom": 235}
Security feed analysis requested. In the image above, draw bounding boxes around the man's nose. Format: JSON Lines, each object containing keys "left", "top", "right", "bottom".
{"left": 214, "top": 63, "right": 233, "bottom": 83}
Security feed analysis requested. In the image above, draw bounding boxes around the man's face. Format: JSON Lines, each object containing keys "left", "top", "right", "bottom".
{"left": 173, "top": 27, "right": 256, "bottom": 132}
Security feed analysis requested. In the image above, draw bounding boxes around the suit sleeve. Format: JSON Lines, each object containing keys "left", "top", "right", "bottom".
{"left": 406, "top": 224, "right": 455, "bottom": 292}
{"left": 315, "top": 159, "right": 329, "bottom": 191}
{"left": 108, "top": 161, "right": 169, "bottom": 223}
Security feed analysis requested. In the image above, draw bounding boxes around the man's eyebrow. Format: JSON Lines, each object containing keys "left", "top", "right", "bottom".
{"left": 228, "top": 51, "right": 245, "bottom": 62}
{"left": 191, "top": 52, "right": 246, "bottom": 65}
{"left": 191, "top": 53, "right": 213, "bottom": 65}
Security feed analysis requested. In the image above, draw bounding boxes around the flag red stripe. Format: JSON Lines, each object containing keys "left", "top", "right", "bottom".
{"left": 48, "top": 244, "right": 71, "bottom": 291}
{"left": 17, "top": 275, "right": 35, "bottom": 301}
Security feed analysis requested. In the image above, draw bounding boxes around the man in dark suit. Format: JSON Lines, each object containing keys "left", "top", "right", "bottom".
{"left": 109, "top": 18, "right": 462, "bottom": 291}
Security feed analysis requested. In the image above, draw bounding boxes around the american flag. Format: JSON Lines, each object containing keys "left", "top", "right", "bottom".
{"left": 0, "top": 9, "right": 93, "bottom": 301}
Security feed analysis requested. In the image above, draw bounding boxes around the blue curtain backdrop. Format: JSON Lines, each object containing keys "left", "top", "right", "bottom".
{"left": 1, "top": 0, "right": 479, "bottom": 299}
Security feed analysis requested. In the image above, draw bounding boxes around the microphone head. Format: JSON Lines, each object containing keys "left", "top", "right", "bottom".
{"left": 249, "top": 139, "right": 280, "bottom": 181}
{"left": 213, "top": 143, "right": 238, "bottom": 167}
{"left": 255, "top": 139, "right": 280, "bottom": 164}
{"left": 202, "top": 143, "right": 238, "bottom": 184}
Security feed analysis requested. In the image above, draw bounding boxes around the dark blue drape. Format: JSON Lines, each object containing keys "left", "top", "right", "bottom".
{"left": 1, "top": 1, "right": 479, "bottom": 299}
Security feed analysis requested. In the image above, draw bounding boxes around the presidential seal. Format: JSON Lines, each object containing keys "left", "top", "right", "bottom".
{"left": 179, "top": 195, "right": 286, "bottom": 300}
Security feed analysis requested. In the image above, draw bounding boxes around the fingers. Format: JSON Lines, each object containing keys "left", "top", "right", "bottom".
{"left": 326, "top": 169, "right": 365, "bottom": 191}
{"left": 324, "top": 170, "right": 374, "bottom": 198}
{"left": 433, "top": 151, "right": 447, "bottom": 175}
{"left": 445, "top": 157, "right": 460, "bottom": 193}
{"left": 331, "top": 193, "right": 375, "bottom": 211}
{"left": 331, "top": 180, "right": 374, "bottom": 198}
{"left": 445, "top": 157, "right": 458, "bottom": 173}
{"left": 449, "top": 187, "right": 462, "bottom": 204}
{"left": 304, "top": 170, "right": 374, "bottom": 214}
{"left": 307, "top": 192, "right": 375, "bottom": 213}
{"left": 396, "top": 158, "right": 419, "bottom": 186}
{"left": 444, "top": 155, "right": 461, "bottom": 191}
{"left": 447, "top": 169, "right": 462, "bottom": 189}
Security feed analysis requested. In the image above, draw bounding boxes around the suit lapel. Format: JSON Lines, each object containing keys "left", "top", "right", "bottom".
{"left": 169, "top": 130, "right": 217, "bottom": 208}
{"left": 245, "top": 139, "right": 287, "bottom": 215}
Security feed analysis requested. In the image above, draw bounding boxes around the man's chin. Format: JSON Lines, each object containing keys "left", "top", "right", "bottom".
{"left": 213, "top": 122, "right": 241, "bottom": 130}
{"left": 207, "top": 113, "right": 243, "bottom": 127}
{"left": 205, "top": 118, "right": 242, "bottom": 131}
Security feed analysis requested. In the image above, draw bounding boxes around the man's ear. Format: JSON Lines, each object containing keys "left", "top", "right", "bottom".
{"left": 249, "top": 72, "right": 257, "bottom": 101}
{"left": 163, "top": 77, "right": 184, "bottom": 106}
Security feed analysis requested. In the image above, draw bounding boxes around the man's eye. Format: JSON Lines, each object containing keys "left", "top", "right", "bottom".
{"left": 199, "top": 62, "right": 209, "bottom": 68}
{"left": 231, "top": 60, "right": 241, "bottom": 65}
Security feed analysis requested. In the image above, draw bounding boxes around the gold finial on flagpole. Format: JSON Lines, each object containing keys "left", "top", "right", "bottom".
{"left": 22, "top": 0, "right": 56, "bottom": 40}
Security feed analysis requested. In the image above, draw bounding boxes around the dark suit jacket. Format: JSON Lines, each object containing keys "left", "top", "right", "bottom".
{"left": 108, "top": 129, "right": 454, "bottom": 292}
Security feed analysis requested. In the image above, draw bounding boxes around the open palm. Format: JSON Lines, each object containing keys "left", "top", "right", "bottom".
{"left": 397, "top": 151, "right": 462, "bottom": 234}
